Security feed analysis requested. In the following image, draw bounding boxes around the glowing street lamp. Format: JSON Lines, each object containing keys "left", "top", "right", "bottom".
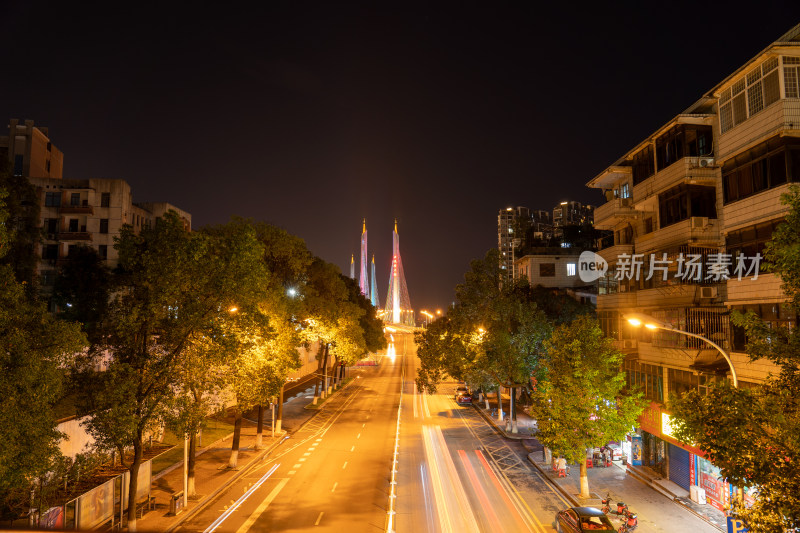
{"left": 624, "top": 312, "right": 738, "bottom": 387}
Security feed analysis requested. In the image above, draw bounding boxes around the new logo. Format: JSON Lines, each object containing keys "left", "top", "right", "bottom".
{"left": 578, "top": 251, "right": 608, "bottom": 283}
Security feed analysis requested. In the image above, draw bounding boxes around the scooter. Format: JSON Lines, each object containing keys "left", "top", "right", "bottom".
{"left": 617, "top": 510, "right": 638, "bottom": 532}
{"left": 601, "top": 493, "right": 629, "bottom": 516}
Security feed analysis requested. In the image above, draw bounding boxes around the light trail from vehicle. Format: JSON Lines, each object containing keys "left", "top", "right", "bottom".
{"left": 202, "top": 463, "right": 280, "bottom": 533}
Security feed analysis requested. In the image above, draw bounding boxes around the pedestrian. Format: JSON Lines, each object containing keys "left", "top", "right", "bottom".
{"left": 556, "top": 456, "right": 567, "bottom": 476}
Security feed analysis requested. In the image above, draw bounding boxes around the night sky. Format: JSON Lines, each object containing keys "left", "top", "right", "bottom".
{"left": 3, "top": 3, "right": 799, "bottom": 313}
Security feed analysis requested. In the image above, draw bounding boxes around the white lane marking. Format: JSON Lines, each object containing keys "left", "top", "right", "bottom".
{"left": 299, "top": 458, "right": 306, "bottom": 462}
{"left": 357, "top": 433, "right": 361, "bottom": 439}
{"left": 308, "top": 447, "right": 315, "bottom": 451}
{"left": 331, "top": 482, "right": 338, "bottom": 492}
{"left": 304, "top": 453, "right": 311, "bottom": 456}
{"left": 315, "top": 512, "right": 324, "bottom": 526}
{"left": 413, "top": 385, "right": 418, "bottom": 418}
{"left": 288, "top": 470, "right": 296, "bottom": 475}
{"left": 350, "top": 446, "right": 355, "bottom": 452}
{"left": 423, "top": 390, "right": 432, "bottom": 418}
{"left": 203, "top": 463, "right": 280, "bottom": 533}
{"left": 293, "top": 464, "right": 301, "bottom": 469}
{"left": 362, "top": 423, "right": 366, "bottom": 428}
{"left": 235, "top": 477, "right": 290, "bottom": 533}
{"left": 342, "top": 462, "right": 348, "bottom": 469}
{"left": 316, "top": 438, "right": 322, "bottom": 442}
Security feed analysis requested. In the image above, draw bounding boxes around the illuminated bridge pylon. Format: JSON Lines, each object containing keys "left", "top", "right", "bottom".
{"left": 370, "top": 254, "right": 379, "bottom": 308}
{"left": 384, "top": 220, "right": 413, "bottom": 326}
{"left": 359, "top": 219, "right": 369, "bottom": 298}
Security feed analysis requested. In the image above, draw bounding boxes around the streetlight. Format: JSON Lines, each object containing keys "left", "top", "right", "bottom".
{"left": 420, "top": 310, "right": 434, "bottom": 327}
{"left": 624, "top": 312, "right": 738, "bottom": 387}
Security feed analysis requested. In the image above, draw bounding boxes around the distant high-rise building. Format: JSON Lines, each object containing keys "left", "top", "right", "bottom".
{"left": 552, "top": 201, "right": 594, "bottom": 228}
{"left": 497, "top": 206, "right": 529, "bottom": 282}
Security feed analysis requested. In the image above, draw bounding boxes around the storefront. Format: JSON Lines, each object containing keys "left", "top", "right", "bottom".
{"left": 637, "top": 402, "right": 703, "bottom": 490}
{"left": 695, "top": 456, "right": 730, "bottom": 512}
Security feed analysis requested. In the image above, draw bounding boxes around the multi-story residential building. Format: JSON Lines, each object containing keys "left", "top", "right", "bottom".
{"left": 0, "top": 119, "right": 64, "bottom": 179}
{"left": 498, "top": 206, "right": 529, "bottom": 282}
{"left": 513, "top": 248, "right": 583, "bottom": 289}
{"left": 587, "top": 24, "right": 800, "bottom": 512}
{"left": 2, "top": 120, "right": 191, "bottom": 292}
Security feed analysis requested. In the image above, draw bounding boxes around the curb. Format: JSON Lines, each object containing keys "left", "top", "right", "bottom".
{"left": 526, "top": 453, "right": 580, "bottom": 507}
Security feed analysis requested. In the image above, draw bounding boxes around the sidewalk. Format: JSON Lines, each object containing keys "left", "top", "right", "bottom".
{"left": 472, "top": 396, "right": 727, "bottom": 532}
{"left": 136, "top": 379, "right": 330, "bottom": 532}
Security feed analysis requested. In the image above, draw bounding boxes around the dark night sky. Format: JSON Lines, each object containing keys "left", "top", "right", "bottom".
{"left": 3, "top": 3, "right": 800, "bottom": 312}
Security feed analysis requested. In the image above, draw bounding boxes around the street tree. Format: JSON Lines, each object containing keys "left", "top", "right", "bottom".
{"left": 0, "top": 189, "right": 86, "bottom": 520}
{"left": 528, "top": 316, "right": 644, "bottom": 498}
{"left": 51, "top": 244, "right": 111, "bottom": 342}
{"left": 74, "top": 212, "right": 265, "bottom": 531}
{"left": 670, "top": 185, "right": 800, "bottom": 533}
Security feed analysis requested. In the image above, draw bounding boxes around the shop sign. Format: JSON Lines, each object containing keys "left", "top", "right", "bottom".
{"left": 727, "top": 516, "right": 748, "bottom": 533}
{"left": 640, "top": 402, "right": 661, "bottom": 435}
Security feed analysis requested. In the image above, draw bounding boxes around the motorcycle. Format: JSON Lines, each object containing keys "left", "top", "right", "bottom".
{"left": 617, "top": 511, "right": 638, "bottom": 532}
{"left": 600, "top": 493, "right": 629, "bottom": 516}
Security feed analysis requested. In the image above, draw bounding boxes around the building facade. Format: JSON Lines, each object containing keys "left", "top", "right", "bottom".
{"left": 3, "top": 120, "right": 191, "bottom": 293}
{"left": 498, "top": 206, "right": 529, "bottom": 282}
{"left": 586, "top": 24, "right": 800, "bottom": 511}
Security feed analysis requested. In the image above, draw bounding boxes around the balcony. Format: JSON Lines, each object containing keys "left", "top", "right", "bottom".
{"left": 60, "top": 203, "right": 94, "bottom": 215}
{"left": 633, "top": 156, "right": 718, "bottom": 202}
{"left": 593, "top": 197, "right": 638, "bottom": 230}
{"left": 719, "top": 98, "right": 800, "bottom": 160}
{"left": 597, "top": 243, "right": 633, "bottom": 265}
{"left": 58, "top": 232, "right": 92, "bottom": 241}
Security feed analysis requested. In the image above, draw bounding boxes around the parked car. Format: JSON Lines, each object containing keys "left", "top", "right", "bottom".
{"left": 454, "top": 385, "right": 472, "bottom": 404}
{"left": 555, "top": 506, "right": 615, "bottom": 532}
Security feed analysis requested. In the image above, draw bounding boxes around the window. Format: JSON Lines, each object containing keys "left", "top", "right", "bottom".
{"left": 42, "top": 244, "right": 58, "bottom": 260}
{"left": 619, "top": 182, "right": 631, "bottom": 199}
{"left": 100, "top": 219, "right": 109, "bottom": 234}
{"left": 539, "top": 263, "right": 556, "bottom": 277}
{"left": 98, "top": 244, "right": 108, "bottom": 260}
{"left": 101, "top": 192, "right": 111, "bottom": 207}
{"left": 730, "top": 303, "right": 797, "bottom": 351}
{"left": 40, "top": 270, "right": 56, "bottom": 287}
{"left": 632, "top": 145, "right": 655, "bottom": 185}
{"left": 567, "top": 263, "right": 576, "bottom": 276}
{"left": 720, "top": 56, "right": 781, "bottom": 133}
{"left": 726, "top": 219, "right": 783, "bottom": 275}
{"left": 644, "top": 217, "right": 654, "bottom": 234}
{"left": 45, "top": 192, "right": 61, "bottom": 207}
{"left": 655, "top": 125, "right": 713, "bottom": 171}
{"left": 669, "top": 368, "right": 698, "bottom": 397}
{"left": 13, "top": 154, "right": 23, "bottom": 176}
{"left": 70, "top": 193, "right": 80, "bottom": 206}
{"left": 784, "top": 56, "right": 800, "bottom": 98}
{"left": 625, "top": 360, "right": 663, "bottom": 402}
{"left": 44, "top": 218, "right": 58, "bottom": 234}
{"left": 658, "top": 185, "right": 716, "bottom": 228}
{"left": 68, "top": 219, "right": 78, "bottom": 232}
{"left": 722, "top": 137, "right": 800, "bottom": 204}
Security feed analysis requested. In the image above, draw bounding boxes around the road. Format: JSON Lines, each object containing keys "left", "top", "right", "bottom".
{"left": 176, "top": 328, "right": 720, "bottom": 533}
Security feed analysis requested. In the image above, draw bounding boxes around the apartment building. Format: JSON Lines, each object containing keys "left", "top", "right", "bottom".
{"left": 2, "top": 120, "right": 191, "bottom": 291}
{"left": 587, "top": 24, "right": 800, "bottom": 512}
{"left": 498, "top": 206, "right": 529, "bottom": 282}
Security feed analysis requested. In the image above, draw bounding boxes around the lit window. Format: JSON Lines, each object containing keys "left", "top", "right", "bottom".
{"left": 567, "top": 263, "right": 576, "bottom": 276}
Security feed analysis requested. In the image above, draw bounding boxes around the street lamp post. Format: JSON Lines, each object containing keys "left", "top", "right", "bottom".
{"left": 624, "top": 312, "right": 738, "bottom": 388}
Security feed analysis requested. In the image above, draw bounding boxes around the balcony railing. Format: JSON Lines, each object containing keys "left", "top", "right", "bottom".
{"left": 60, "top": 204, "right": 94, "bottom": 215}
{"left": 58, "top": 232, "right": 92, "bottom": 241}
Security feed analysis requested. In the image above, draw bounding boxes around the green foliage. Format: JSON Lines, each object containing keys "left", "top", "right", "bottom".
{"left": 670, "top": 185, "right": 800, "bottom": 532}
{"left": 528, "top": 316, "right": 644, "bottom": 465}
{"left": 0, "top": 189, "right": 87, "bottom": 518}
{"left": 0, "top": 158, "right": 41, "bottom": 291}
{"left": 415, "top": 249, "right": 591, "bottom": 394}
{"left": 51, "top": 244, "right": 111, "bottom": 341}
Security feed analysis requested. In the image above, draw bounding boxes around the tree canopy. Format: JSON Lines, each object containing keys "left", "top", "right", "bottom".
{"left": 670, "top": 185, "right": 800, "bottom": 532}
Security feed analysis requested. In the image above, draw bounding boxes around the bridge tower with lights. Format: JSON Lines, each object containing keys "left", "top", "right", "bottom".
{"left": 384, "top": 220, "right": 413, "bottom": 326}
{"left": 359, "top": 220, "right": 369, "bottom": 298}
{"left": 370, "top": 255, "right": 379, "bottom": 308}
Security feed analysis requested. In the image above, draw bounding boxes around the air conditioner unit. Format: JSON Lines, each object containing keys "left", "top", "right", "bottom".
{"left": 623, "top": 339, "right": 637, "bottom": 349}
{"left": 698, "top": 157, "right": 715, "bottom": 168}
{"left": 620, "top": 197, "right": 633, "bottom": 207}
{"left": 700, "top": 286, "right": 717, "bottom": 298}
{"left": 690, "top": 216, "right": 709, "bottom": 229}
